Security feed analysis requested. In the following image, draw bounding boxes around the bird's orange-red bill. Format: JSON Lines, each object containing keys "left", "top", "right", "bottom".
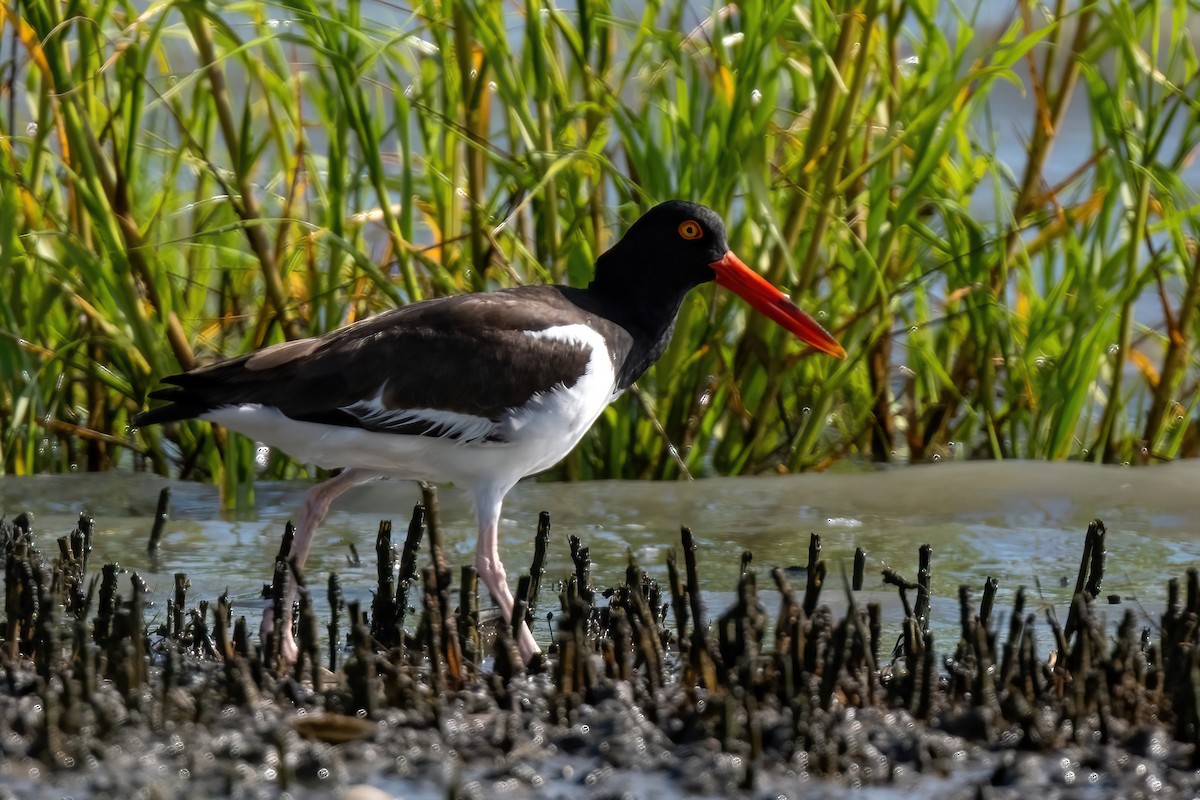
{"left": 710, "top": 251, "right": 846, "bottom": 359}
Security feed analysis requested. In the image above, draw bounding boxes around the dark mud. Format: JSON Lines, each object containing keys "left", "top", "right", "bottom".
{"left": 1, "top": 494, "right": 1199, "bottom": 799}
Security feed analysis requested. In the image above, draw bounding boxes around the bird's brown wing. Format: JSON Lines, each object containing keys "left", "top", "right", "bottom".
{"left": 135, "top": 286, "right": 612, "bottom": 442}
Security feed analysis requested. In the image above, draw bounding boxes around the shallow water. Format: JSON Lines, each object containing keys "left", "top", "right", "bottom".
{"left": 2, "top": 460, "right": 1198, "bottom": 652}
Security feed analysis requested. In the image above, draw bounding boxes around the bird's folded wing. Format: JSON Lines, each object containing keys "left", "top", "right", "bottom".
{"left": 141, "top": 287, "right": 598, "bottom": 442}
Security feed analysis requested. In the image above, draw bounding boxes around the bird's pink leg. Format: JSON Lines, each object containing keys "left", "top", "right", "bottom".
{"left": 262, "top": 468, "right": 380, "bottom": 662}
{"left": 473, "top": 485, "right": 540, "bottom": 663}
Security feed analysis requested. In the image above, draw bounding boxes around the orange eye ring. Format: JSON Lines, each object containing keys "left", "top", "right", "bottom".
{"left": 678, "top": 220, "right": 703, "bottom": 240}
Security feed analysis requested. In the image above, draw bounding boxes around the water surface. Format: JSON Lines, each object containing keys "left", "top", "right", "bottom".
{"left": 3, "top": 460, "right": 1197, "bottom": 650}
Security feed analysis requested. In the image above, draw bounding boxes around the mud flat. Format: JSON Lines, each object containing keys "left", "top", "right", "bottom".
{"left": 1, "top": 488, "right": 1198, "bottom": 799}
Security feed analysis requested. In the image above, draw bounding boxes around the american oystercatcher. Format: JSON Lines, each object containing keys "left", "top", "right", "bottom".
{"left": 135, "top": 201, "right": 844, "bottom": 662}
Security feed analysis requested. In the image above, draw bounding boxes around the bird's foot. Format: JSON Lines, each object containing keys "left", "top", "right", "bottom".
{"left": 517, "top": 625, "right": 542, "bottom": 669}
{"left": 279, "top": 630, "right": 299, "bottom": 664}
{"left": 259, "top": 608, "right": 299, "bottom": 664}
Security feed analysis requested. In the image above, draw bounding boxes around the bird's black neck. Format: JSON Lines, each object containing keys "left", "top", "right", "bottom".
{"left": 568, "top": 260, "right": 695, "bottom": 390}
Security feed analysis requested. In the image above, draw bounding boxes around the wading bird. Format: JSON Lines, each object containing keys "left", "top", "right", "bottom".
{"left": 135, "top": 201, "right": 845, "bottom": 662}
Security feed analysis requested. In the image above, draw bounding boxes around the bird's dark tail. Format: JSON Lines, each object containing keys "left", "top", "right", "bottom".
{"left": 132, "top": 382, "right": 213, "bottom": 428}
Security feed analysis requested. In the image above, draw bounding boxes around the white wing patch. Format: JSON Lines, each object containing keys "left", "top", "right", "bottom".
{"left": 341, "top": 388, "right": 499, "bottom": 443}
{"left": 494, "top": 324, "right": 615, "bottom": 451}
{"left": 528, "top": 324, "right": 622, "bottom": 401}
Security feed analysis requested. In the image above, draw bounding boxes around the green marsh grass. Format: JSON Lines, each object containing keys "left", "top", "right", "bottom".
{"left": 1, "top": 0, "right": 1199, "bottom": 498}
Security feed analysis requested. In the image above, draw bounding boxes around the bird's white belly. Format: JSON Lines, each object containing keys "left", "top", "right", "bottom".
{"left": 203, "top": 324, "right": 617, "bottom": 493}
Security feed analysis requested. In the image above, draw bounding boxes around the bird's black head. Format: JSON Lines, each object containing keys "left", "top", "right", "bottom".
{"left": 591, "top": 200, "right": 730, "bottom": 296}
{"left": 584, "top": 198, "right": 845, "bottom": 366}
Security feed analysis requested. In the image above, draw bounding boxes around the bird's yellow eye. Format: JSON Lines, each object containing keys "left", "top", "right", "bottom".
{"left": 678, "top": 220, "right": 703, "bottom": 240}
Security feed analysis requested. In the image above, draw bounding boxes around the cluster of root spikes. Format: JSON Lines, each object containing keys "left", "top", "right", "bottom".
{"left": 3, "top": 486, "right": 1200, "bottom": 777}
